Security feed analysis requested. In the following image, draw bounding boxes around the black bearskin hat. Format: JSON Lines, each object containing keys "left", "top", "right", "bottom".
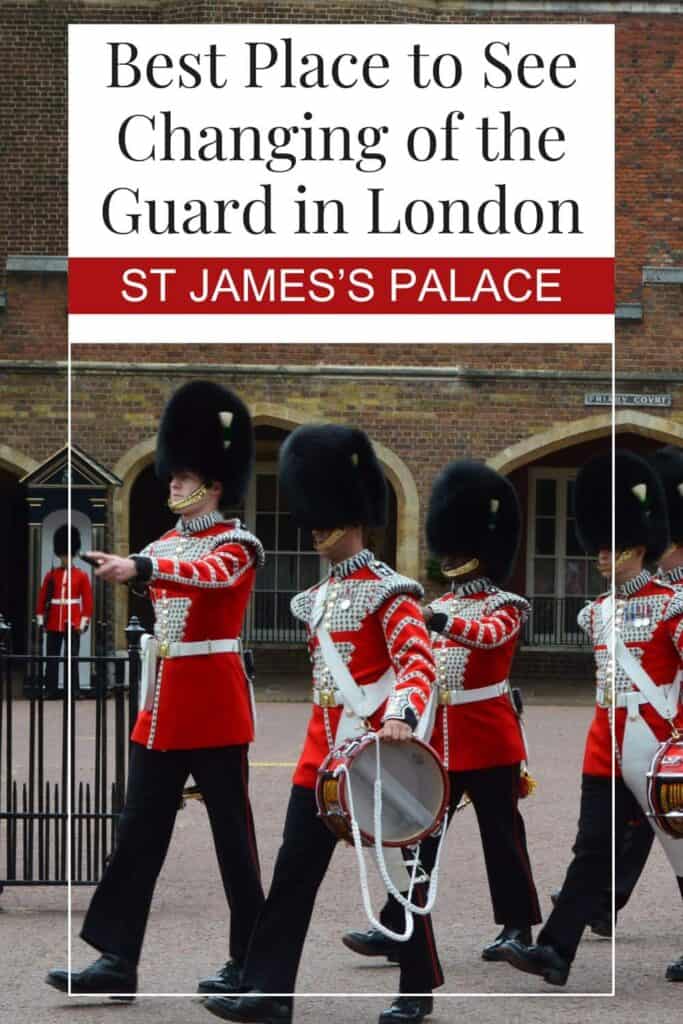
{"left": 426, "top": 460, "right": 521, "bottom": 584}
{"left": 278, "top": 424, "right": 387, "bottom": 529}
{"left": 155, "top": 381, "right": 254, "bottom": 505}
{"left": 575, "top": 450, "right": 669, "bottom": 559}
{"left": 651, "top": 445, "right": 683, "bottom": 547}
{"left": 53, "top": 524, "right": 81, "bottom": 557}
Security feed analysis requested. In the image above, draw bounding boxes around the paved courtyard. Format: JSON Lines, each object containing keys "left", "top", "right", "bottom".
{"left": 1, "top": 702, "right": 681, "bottom": 1024}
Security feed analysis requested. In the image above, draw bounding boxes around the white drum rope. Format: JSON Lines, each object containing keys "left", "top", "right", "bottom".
{"left": 339, "top": 761, "right": 416, "bottom": 942}
{"left": 369, "top": 733, "right": 448, "bottom": 917}
{"left": 337, "top": 733, "right": 449, "bottom": 941}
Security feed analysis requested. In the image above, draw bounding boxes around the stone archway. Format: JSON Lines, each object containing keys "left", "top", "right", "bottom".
{"left": 0, "top": 444, "right": 37, "bottom": 477}
{"left": 489, "top": 411, "right": 683, "bottom": 475}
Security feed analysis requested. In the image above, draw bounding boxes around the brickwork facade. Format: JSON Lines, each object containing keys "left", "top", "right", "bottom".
{"left": 1, "top": 2, "right": 681, "bottom": 680}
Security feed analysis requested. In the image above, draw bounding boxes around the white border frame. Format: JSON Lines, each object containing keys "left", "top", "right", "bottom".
{"left": 66, "top": 335, "right": 616, "bottom": 998}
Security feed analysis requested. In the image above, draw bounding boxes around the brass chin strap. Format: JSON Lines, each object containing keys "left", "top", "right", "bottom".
{"left": 167, "top": 484, "right": 208, "bottom": 513}
{"left": 613, "top": 548, "right": 636, "bottom": 569}
{"left": 315, "top": 528, "right": 347, "bottom": 553}
{"left": 442, "top": 557, "right": 480, "bottom": 579}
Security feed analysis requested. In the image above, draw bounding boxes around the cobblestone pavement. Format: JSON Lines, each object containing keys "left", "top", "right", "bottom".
{"left": 1, "top": 703, "right": 681, "bottom": 1024}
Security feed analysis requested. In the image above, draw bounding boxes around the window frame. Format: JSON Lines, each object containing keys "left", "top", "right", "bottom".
{"left": 524, "top": 467, "right": 595, "bottom": 649}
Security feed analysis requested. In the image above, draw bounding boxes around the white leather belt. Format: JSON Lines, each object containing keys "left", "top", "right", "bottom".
{"left": 52, "top": 599, "right": 79, "bottom": 605}
{"left": 596, "top": 688, "right": 654, "bottom": 709}
{"left": 438, "top": 680, "right": 509, "bottom": 706}
{"left": 312, "top": 668, "right": 394, "bottom": 714}
{"left": 160, "top": 638, "right": 241, "bottom": 659}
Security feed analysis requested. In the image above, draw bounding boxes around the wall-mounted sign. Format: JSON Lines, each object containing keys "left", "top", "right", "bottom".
{"left": 584, "top": 392, "right": 672, "bottom": 408}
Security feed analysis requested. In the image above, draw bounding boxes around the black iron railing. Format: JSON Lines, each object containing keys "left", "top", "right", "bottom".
{"left": 244, "top": 593, "right": 594, "bottom": 649}
{"left": 522, "top": 596, "right": 592, "bottom": 648}
{"left": 0, "top": 615, "right": 144, "bottom": 889}
{"left": 244, "top": 592, "right": 307, "bottom": 646}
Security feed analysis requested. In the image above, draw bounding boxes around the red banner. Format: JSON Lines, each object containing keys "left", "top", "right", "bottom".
{"left": 68, "top": 258, "right": 614, "bottom": 315}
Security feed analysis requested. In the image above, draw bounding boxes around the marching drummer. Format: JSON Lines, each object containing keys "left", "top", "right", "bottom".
{"left": 343, "top": 460, "right": 541, "bottom": 965}
{"left": 575, "top": 445, "right": 683, "bottom": 948}
{"left": 652, "top": 444, "right": 683, "bottom": 982}
{"left": 499, "top": 450, "right": 683, "bottom": 986}
{"left": 203, "top": 423, "right": 443, "bottom": 1024}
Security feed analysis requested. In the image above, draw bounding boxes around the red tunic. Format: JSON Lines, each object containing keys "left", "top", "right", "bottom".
{"left": 427, "top": 579, "right": 528, "bottom": 772}
{"left": 129, "top": 513, "right": 264, "bottom": 751}
{"left": 289, "top": 549, "right": 436, "bottom": 790}
{"left": 581, "top": 570, "right": 683, "bottom": 777}
{"left": 36, "top": 565, "right": 93, "bottom": 632}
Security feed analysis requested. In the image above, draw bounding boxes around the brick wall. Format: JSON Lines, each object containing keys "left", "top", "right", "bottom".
{"left": 0, "top": 1, "right": 681, "bottom": 356}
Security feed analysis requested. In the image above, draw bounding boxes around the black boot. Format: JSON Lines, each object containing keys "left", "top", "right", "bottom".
{"left": 203, "top": 992, "right": 292, "bottom": 1023}
{"left": 588, "top": 910, "right": 613, "bottom": 939}
{"left": 482, "top": 925, "right": 532, "bottom": 961}
{"left": 198, "top": 959, "right": 243, "bottom": 994}
{"left": 342, "top": 928, "right": 400, "bottom": 963}
{"left": 551, "top": 889, "right": 614, "bottom": 939}
{"left": 378, "top": 996, "right": 433, "bottom": 1023}
{"left": 498, "top": 940, "right": 570, "bottom": 986}
{"left": 45, "top": 953, "right": 137, "bottom": 1000}
{"left": 665, "top": 955, "right": 683, "bottom": 982}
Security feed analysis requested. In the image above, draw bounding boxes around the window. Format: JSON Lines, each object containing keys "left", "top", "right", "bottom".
{"left": 242, "top": 465, "right": 321, "bottom": 642}
{"left": 525, "top": 469, "right": 603, "bottom": 646}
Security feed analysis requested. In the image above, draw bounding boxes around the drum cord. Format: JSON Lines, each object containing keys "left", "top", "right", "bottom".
{"left": 340, "top": 758, "right": 416, "bottom": 943}
{"left": 337, "top": 733, "right": 449, "bottom": 942}
{"left": 370, "top": 733, "right": 448, "bottom": 918}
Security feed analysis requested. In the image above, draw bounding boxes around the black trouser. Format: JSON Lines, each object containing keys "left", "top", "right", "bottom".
{"left": 380, "top": 763, "right": 541, "bottom": 934}
{"left": 593, "top": 795, "right": 655, "bottom": 919}
{"left": 45, "top": 629, "right": 80, "bottom": 695}
{"left": 81, "top": 741, "right": 264, "bottom": 965}
{"left": 242, "top": 785, "right": 444, "bottom": 998}
{"left": 540, "top": 773, "right": 680, "bottom": 963}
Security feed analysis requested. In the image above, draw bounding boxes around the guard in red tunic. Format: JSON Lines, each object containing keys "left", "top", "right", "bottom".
{"left": 566, "top": 445, "right": 683, "bottom": 945}
{"left": 500, "top": 450, "right": 683, "bottom": 986}
{"left": 36, "top": 524, "right": 93, "bottom": 698}
{"left": 46, "top": 381, "right": 265, "bottom": 999}
{"left": 653, "top": 444, "right": 683, "bottom": 982}
{"left": 203, "top": 424, "right": 442, "bottom": 1024}
{"left": 343, "top": 460, "right": 540, "bottom": 965}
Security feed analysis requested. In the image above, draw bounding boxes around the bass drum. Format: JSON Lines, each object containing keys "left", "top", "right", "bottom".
{"left": 647, "top": 735, "right": 683, "bottom": 839}
{"left": 316, "top": 733, "right": 449, "bottom": 848}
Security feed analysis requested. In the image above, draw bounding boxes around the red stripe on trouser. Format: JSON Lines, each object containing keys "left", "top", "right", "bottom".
{"left": 414, "top": 883, "right": 443, "bottom": 987}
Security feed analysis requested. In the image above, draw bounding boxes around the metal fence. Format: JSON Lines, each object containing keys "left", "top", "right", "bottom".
{"left": 243, "top": 592, "right": 307, "bottom": 646}
{"left": 241, "top": 594, "right": 591, "bottom": 648}
{"left": 523, "top": 596, "right": 592, "bottom": 648}
{"left": 0, "top": 615, "right": 144, "bottom": 890}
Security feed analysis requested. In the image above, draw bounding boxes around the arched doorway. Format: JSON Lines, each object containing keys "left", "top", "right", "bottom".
{"left": 491, "top": 415, "right": 681, "bottom": 647}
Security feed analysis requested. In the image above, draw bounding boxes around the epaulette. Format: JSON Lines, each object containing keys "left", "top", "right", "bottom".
{"left": 290, "top": 585, "right": 319, "bottom": 625}
{"left": 481, "top": 588, "right": 530, "bottom": 622}
{"left": 365, "top": 560, "right": 424, "bottom": 612}
{"left": 212, "top": 528, "right": 266, "bottom": 569}
{"left": 663, "top": 586, "right": 683, "bottom": 622}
